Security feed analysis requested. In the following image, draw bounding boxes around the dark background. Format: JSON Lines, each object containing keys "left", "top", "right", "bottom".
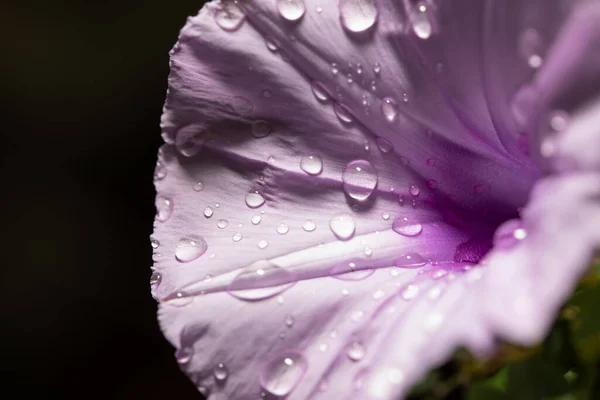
{"left": 1, "top": 1, "right": 207, "bottom": 398}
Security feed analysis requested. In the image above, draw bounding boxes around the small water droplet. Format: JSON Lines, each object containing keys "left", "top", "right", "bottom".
{"left": 260, "top": 351, "right": 308, "bottom": 396}
{"left": 519, "top": 28, "right": 544, "bottom": 68}
{"left": 339, "top": 0, "right": 378, "bottom": 33}
{"left": 376, "top": 137, "right": 393, "bottom": 153}
{"left": 204, "top": 206, "right": 214, "bottom": 218}
{"left": 373, "top": 62, "right": 381, "bottom": 75}
{"left": 311, "top": 81, "right": 329, "bottom": 102}
{"left": 251, "top": 215, "right": 262, "bottom": 225}
{"left": 329, "top": 213, "right": 356, "bottom": 240}
{"left": 316, "top": 6, "right": 323, "bottom": 13}
{"left": 154, "top": 161, "right": 167, "bottom": 181}
{"left": 150, "top": 271, "right": 162, "bottom": 288}
{"left": 381, "top": 211, "right": 390, "bottom": 220}
{"left": 285, "top": 314, "right": 295, "bottom": 327}
{"left": 300, "top": 155, "right": 323, "bottom": 176}
{"left": 331, "top": 262, "right": 374, "bottom": 281}
{"left": 232, "top": 232, "right": 243, "bottom": 242}
{"left": 363, "top": 246, "right": 373, "bottom": 257}
{"left": 277, "top": 223, "right": 290, "bottom": 235}
{"left": 175, "top": 347, "right": 194, "bottom": 364}
{"left": 156, "top": 195, "right": 174, "bottom": 222}
{"left": 150, "top": 238, "right": 160, "bottom": 249}
{"left": 167, "top": 291, "right": 193, "bottom": 307}
{"left": 395, "top": 252, "right": 426, "bottom": 268}
{"left": 426, "top": 158, "right": 436, "bottom": 167}
{"left": 346, "top": 341, "right": 365, "bottom": 361}
{"left": 265, "top": 37, "right": 279, "bottom": 52}
{"left": 351, "top": 310, "right": 365, "bottom": 322}
{"left": 246, "top": 192, "right": 266, "bottom": 208}
{"left": 214, "top": 0, "right": 245, "bottom": 31}
{"left": 193, "top": 182, "right": 205, "bottom": 191}
{"left": 152, "top": 251, "right": 162, "bottom": 262}
{"left": 302, "top": 220, "right": 316, "bottom": 232}
{"left": 331, "top": 62, "right": 339, "bottom": 75}
{"left": 381, "top": 97, "right": 399, "bottom": 122}
{"left": 342, "top": 159, "right": 378, "bottom": 201}
{"left": 412, "top": 2, "right": 432, "bottom": 39}
{"left": 334, "top": 102, "right": 354, "bottom": 123}
{"left": 252, "top": 120, "right": 272, "bottom": 138}
{"left": 392, "top": 216, "right": 423, "bottom": 237}
{"left": 217, "top": 219, "right": 229, "bottom": 229}
{"left": 409, "top": 184, "right": 420, "bottom": 197}
{"left": 175, "top": 235, "right": 208, "bottom": 263}
{"left": 227, "top": 260, "right": 296, "bottom": 301}
{"left": 277, "top": 0, "right": 306, "bottom": 21}
{"left": 258, "top": 239, "right": 269, "bottom": 249}
{"left": 427, "top": 179, "right": 438, "bottom": 189}
{"left": 213, "top": 363, "right": 229, "bottom": 381}
{"left": 401, "top": 284, "right": 420, "bottom": 300}
{"left": 493, "top": 220, "right": 528, "bottom": 249}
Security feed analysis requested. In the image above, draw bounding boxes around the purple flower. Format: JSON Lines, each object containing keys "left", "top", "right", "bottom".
{"left": 151, "top": 0, "right": 600, "bottom": 398}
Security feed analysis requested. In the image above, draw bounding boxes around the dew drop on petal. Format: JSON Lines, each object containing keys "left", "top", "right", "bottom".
{"left": 331, "top": 262, "right": 374, "bottom": 281}
{"left": 246, "top": 191, "right": 266, "bottom": 208}
{"left": 329, "top": 213, "right": 356, "bottom": 240}
{"left": 150, "top": 271, "right": 162, "bottom": 288}
{"left": 193, "top": 182, "right": 205, "bottom": 191}
{"left": 300, "top": 155, "right": 323, "bottom": 176}
{"left": 302, "top": 220, "right": 317, "bottom": 232}
{"left": 176, "top": 125, "right": 205, "bottom": 157}
{"left": 251, "top": 215, "right": 262, "bottom": 225}
{"left": 217, "top": 219, "right": 229, "bottom": 229}
{"left": 266, "top": 37, "right": 279, "bottom": 52}
{"left": 154, "top": 161, "right": 167, "bottom": 181}
{"left": 285, "top": 314, "right": 295, "bottom": 327}
{"left": 401, "top": 284, "right": 420, "bottom": 300}
{"left": 311, "top": 81, "right": 329, "bottom": 102}
{"left": 277, "top": 0, "right": 306, "bottom": 22}
{"left": 175, "top": 235, "right": 208, "bottom": 263}
{"left": 331, "top": 62, "right": 339, "bottom": 75}
{"left": 373, "top": 62, "right": 381, "bottom": 75}
{"left": 392, "top": 216, "right": 423, "bottom": 237}
{"left": 252, "top": 120, "right": 272, "bottom": 138}
{"left": 376, "top": 137, "right": 393, "bottom": 153}
{"left": 226, "top": 260, "right": 296, "bottom": 301}
{"left": 204, "top": 206, "right": 214, "bottom": 218}
{"left": 150, "top": 238, "right": 160, "bottom": 249}
{"left": 409, "top": 184, "right": 420, "bottom": 197}
{"left": 381, "top": 211, "right": 390, "bottom": 220}
{"left": 277, "top": 223, "right": 290, "bottom": 235}
{"left": 260, "top": 351, "right": 308, "bottom": 396}
{"left": 175, "top": 347, "right": 194, "bottom": 364}
{"left": 493, "top": 219, "right": 527, "bottom": 249}
{"left": 347, "top": 341, "right": 365, "bottom": 361}
{"left": 381, "top": 97, "right": 399, "bottom": 122}
{"left": 342, "top": 160, "right": 378, "bottom": 201}
{"left": 156, "top": 195, "right": 174, "bottom": 222}
{"left": 426, "top": 158, "right": 436, "bottom": 167}
{"left": 167, "top": 291, "right": 193, "bottom": 307}
{"left": 334, "top": 102, "right": 354, "bottom": 123}
{"left": 214, "top": 0, "right": 245, "bottom": 32}
{"left": 232, "top": 232, "right": 243, "bottom": 242}
{"left": 339, "top": 0, "right": 378, "bottom": 33}
{"left": 258, "top": 239, "right": 269, "bottom": 249}
{"left": 395, "top": 252, "right": 426, "bottom": 268}
{"left": 213, "top": 363, "right": 229, "bottom": 381}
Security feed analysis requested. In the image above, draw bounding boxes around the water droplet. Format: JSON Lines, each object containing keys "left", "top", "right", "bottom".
{"left": 231, "top": 96, "right": 254, "bottom": 116}
{"left": 342, "top": 159, "right": 378, "bottom": 201}
{"left": 519, "top": 28, "right": 543, "bottom": 68}
{"left": 193, "top": 182, "right": 205, "bottom": 191}
{"left": 227, "top": 260, "right": 296, "bottom": 301}
{"left": 175, "top": 347, "right": 194, "bottom": 364}
{"left": 311, "top": 81, "right": 329, "bottom": 102}
{"left": 167, "top": 291, "right": 193, "bottom": 307}
{"left": 401, "top": 284, "right": 420, "bottom": 300}
{"left": 260, "top": 351, "right": 308, "bottom": 396}
{"left": 426, "top": 158, "right": 436, "bottom": 167}
{"left": 252, "top": 120, "right": 272, "bottom": 138}
{"left": 329, "top": 213, "right": 356, "bottom": 240}
{"left": 376, "top": 137, "right": 393, "bottom": 153}
{"left": 213, "top": 363, "right": 229, "bottom": 381}
{"left": 258, "top": 239, "right": 269, "bottom": 249}
{"left": 409, "top": 184, "right": 420, "bottom": 197}
{"left": 549, "top": 110, "right": 569, "bottom": 132}
{"left": 381, "top": 211, "right": 390, "bottom": 220}
{"left": 302, "top": 220, "right": 316, "bottom": 232}
{"left": 277, "top": 223, "right": 290, "bottom": 235}
{"left": 251, "top": 215, "right": 262, "bottom": 225}
{"left": 217, "top": 219, "right": 229, "bottom": 229}
{"left": 176, "top": 125, "right": 205, "bottom": 157}
{"left": 154, "top": 161, "right": 167, "bottom": 181}
{"left": 364, "top": 246, "right": 373, "bottom": 257}
{"left": 372, "top": 289, "right": 385, "bottom": 300}
{"left": 427, "top": 179, "right": 438, "bottom": 189}
{"left": 351, "top": 310, "right": 365, "bottom": 322}
{"left": 493, "top": 220, "right": 527, "bottom": 249}
{"left": 152, "top": 251, "right": 162, "bottom": 262}
{"left": 412, "top": 2, "right": 432, "bottom": 39}
{"left": 339, "top": 0, "right": 378, "bottom": 33}
{"left": 381, "top": 97, "right": 399, "bottom": 122}
{"left": 285, "top": 314, "right": 295, "bottom": 327}
{"left": 150, "top": 238, "right": 160, "bottom": 249}
{"left": 334, "top": 102, "right": 354, "bottom": 123}
{"left": 204, "top": 206, "right": 214, "bottom": 218}
{"left": 395, "top": 252, "right": 426, "bottom": 268}
{"left": 392, "top": 216, "right": 422, "bottom": 237}
{"left": 214, "top": 0, "right": 245, "bottom": 31}
{"left": 232, "top": 232, "right": 243, "bottom": 242}
{"left": 331, "top": 62, "right": 339, "bottom": 75}
{"left": 150, "top": 271, "right": 162, "bottom": 288}
{"left": 277, "top": 0, "right": 306, "bottom": 21}
{"left": 265, "top": 37, "right": 279, "bottom": 52}
{"left": 346, "top": 341, "right": 365, "bottom": 361}
{"left": 300, "top": 155, "right": 323, "bottom": 176}
{"left": 373, "top": 62, "right": 381, "bottom": 75}
{"left": 331, "top": 262, "right": 374, "bottom": 281}
{"left": 175, "top": 235, "right": 208, "bottom": 263}
{"left": 246, "top": 192, "right": 266, "bottom": 208}
{"left": 156, "top": 195, "right": 174, "bottom": 222}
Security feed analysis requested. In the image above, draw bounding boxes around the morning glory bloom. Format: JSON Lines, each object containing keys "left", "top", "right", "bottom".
{"left": 151, "top": 0, "right": 600, "bottom": 398}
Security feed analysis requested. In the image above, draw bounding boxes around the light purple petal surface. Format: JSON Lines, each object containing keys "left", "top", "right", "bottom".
{"left": 152, "top": 1, "right": 600, "bottom": 399}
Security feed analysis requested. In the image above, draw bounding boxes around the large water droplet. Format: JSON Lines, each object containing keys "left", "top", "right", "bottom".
{"left": 252, "top": 120, "right": 272, "bottom": 138}
{"left": 381, "top": 97, "right": 398, "bottom": 122}
{"left": 213, "top": 363, "right": 229, "bottom": 381}
{"left": 176, "top": 125, "right": 205, "bottom": 157}
{"left": 412, "top": 2, "right": 432, "bottom": 39}
{"left": 156, "top": 195, "right": 174, "bottom": 222}
{"left": 311, "top": 81, "right": 330, "bottom": 102}
{"left": 214, "top": 0, "right": 245, "bottom": 31}
{"left": 251, "top": 215, "right": 262, "bottom": 225}
{"left": 342, "top": 160, "right": 378, "bottom": 201}
{"left": 346, "top": 341, "right": 365, "bottom": 361}
{"left": 395, "top": 252, "right": 426, "bottom": 268}
{"left": 300, "top": 155, "right": 323, "bottom": 176}
{"left": 227, "top": 260, "right": 296, "bottom": 301}
{"left": 175, "top": 235, "right": 208, "bottom": 263}
{"left": 302, "top": 220, "right": 316, "bottom": 232}
{"left": 409, "top": 184, "right": 420, "bottom": 197}
{"left": 193, "top": 182, "right": 205, "bottom": 191}
{"left": 260, "top": 351, "right": 308, "bottom": 396}
{"left": 204, "top": 206, "right": 214, "bottom": 218}
{"left": 334, "top": 102, "right": 354, "bottom": 123}
{"left": 339, "top": 0, "right": 378, "bottom": 33}
{"left": 246, "top": 192, "right": 266, "bottom": 208}
{"left": 392, "top": 216, "right": 423, "bottom": 237}
{"left": 277, "top": 0, "right": 306, "bottom": 21}
{"left": 329, "top": 213, "right": 356, "bottom": 240}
